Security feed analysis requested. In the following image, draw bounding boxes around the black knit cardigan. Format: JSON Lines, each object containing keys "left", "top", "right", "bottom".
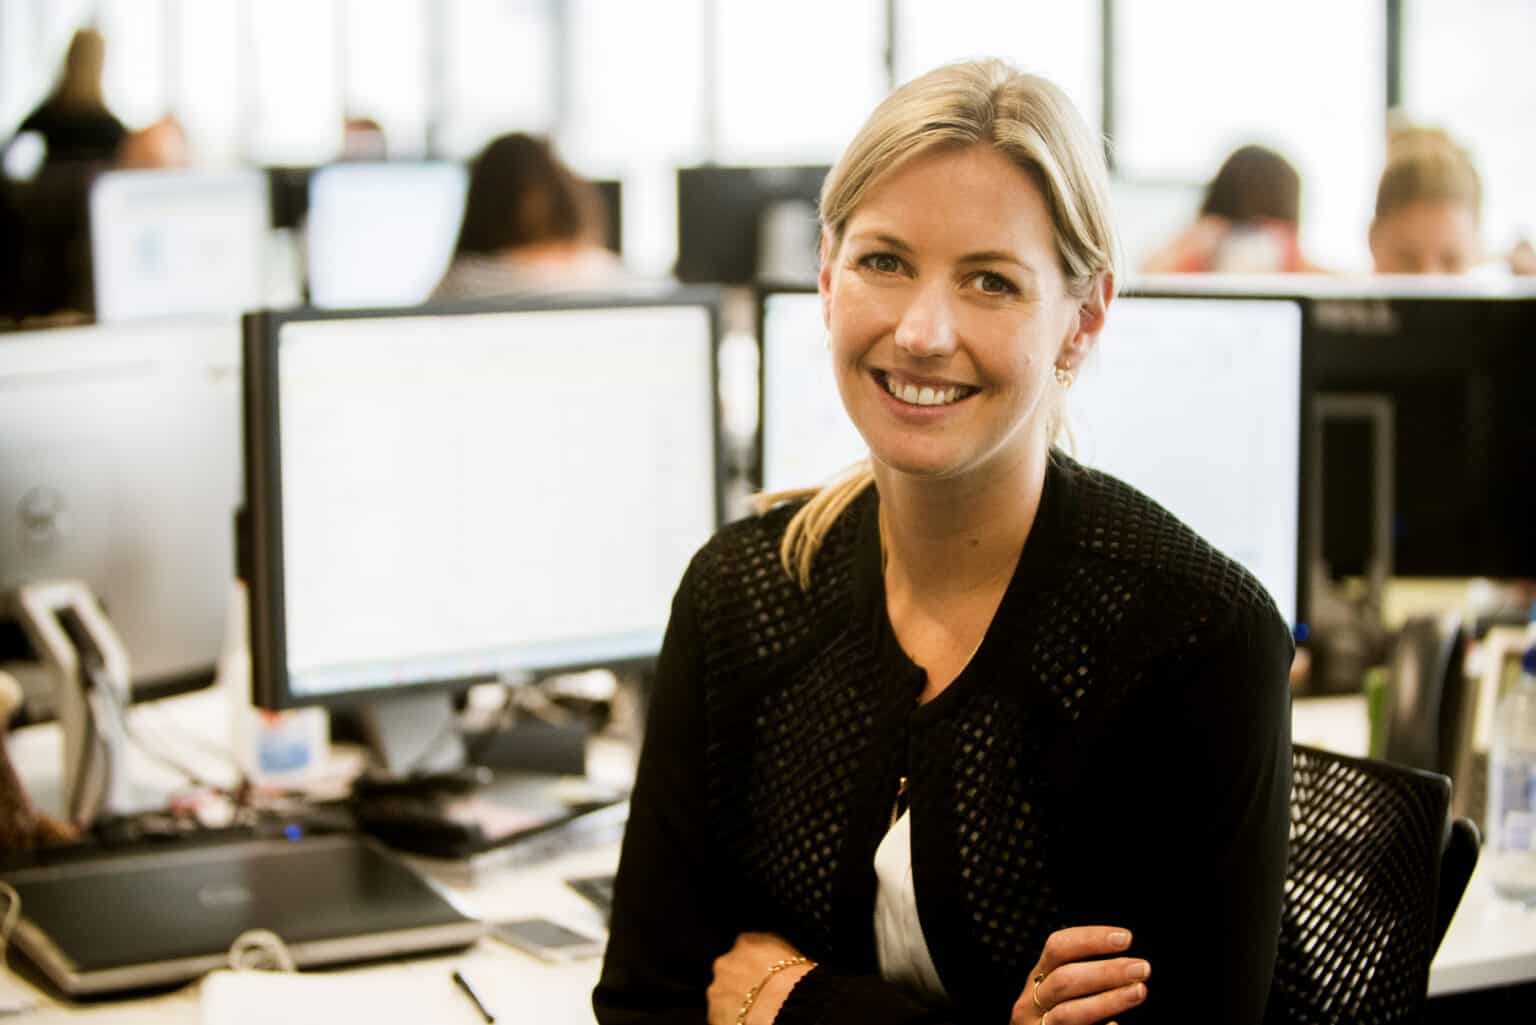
{"left": 594, "top": 454, "right": 1293, "bottom": 1025}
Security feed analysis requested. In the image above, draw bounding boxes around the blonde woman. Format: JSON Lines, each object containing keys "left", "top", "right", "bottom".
{"left": 595, "top": 60, "right": 1291, "bottom": 1025}
{"left": 1369, "top": 125, "right": 1483, "bottom": 275}
{"left": 15, "top": 28, "right": 125, "bottom": 167}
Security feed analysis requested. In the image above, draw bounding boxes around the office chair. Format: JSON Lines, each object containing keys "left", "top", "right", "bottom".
{"left": 1383, "top": 613, "right": 1468, "bottom": 778}
{"left": 1263, "top": 744, "right": 1479, "bottom": 1025}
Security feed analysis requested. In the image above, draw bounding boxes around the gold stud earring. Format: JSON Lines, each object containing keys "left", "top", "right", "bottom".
{"left": 1054, "top": 365, "right": 1074, "bottom": 389}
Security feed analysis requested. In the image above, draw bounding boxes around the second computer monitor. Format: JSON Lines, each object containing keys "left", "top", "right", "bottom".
{"left": 89, "top": 169, "right": 270, "bottom": 322}
{"left": 0, "top": 318, "right": 243, "bottom": 712}
{"left": 676, "top": 165, "right": 827, "bottom": 284}
{"left": 304, "top": 161, "right": 468, "bottom": 309}
{"left": 244, "top": 293, "right": 722, "bottom": 712}
{"left": 757, "top": 287, "right": 1303, "bottom": 624}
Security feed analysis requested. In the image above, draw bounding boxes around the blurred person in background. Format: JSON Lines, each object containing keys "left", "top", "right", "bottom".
{"left": 432, "top": 132, "right": 623, "bottom": 300}
{"left": 116, "top": 115, "right": 191, "bottom": 170}
{"left": 1141, "top": 144, "right": 1323, "bottom": 274}
{"left": 13, "top": 27, "right": 125, "bottom": 169}
{"left": 1368, "top": 125, "right": 1483, "bottom": 275}
{"left": 341, "top": 116, "right": 389, "bottom": 161}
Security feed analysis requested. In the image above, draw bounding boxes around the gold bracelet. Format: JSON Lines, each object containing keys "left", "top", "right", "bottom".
{"left": 734, "top": 955, "right": 813, "bottom": 1025}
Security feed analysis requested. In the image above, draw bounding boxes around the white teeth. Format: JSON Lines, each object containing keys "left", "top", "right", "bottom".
{"left": 883, "top": 375, "right": 968, "bottom": 406}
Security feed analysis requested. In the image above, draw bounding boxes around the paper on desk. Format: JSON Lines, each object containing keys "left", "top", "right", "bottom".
{"left": 201, "top": 969, "right": 482, "bottom": 1025}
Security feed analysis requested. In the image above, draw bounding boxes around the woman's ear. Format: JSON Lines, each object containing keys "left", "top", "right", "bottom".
{"left": 817, "top": 231, "right": 835, "bottom": 328}
{"left": 1063, "top": 272, "right": 1113, "bottom": 365}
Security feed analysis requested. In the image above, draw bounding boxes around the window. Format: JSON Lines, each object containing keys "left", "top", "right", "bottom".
{"left": 341, "top": 0, "right": 429, "bottom": 159}
{"left": 714, "top": 0, "right": 887, "bottom": 165}
{"left": 437, "top": 0, "right": 554, "bottom": 159}
{"left": 563, "top": 0, "right": 707, "bottom": 276}
{"left": 1402, "top": 0, "right": 1536, "bottom": 256}
{"left": 170, "top": 0, "right": 242, "bottom": 167}
{"left": 247, "top": 0, "right": 343, "bottom": 165}
{"left": 100, "top": 0, "right": 169, "bottom": 129}
{"left": 894, "top": 0, "right": 1100, "bottom": 135}
{"left": 1113, "top": 0, "right": 1384, "bottom": 271}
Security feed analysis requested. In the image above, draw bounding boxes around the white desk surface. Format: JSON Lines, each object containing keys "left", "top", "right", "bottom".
{"left": 2, "top": 690, "right": 1531, "bottom": 1020}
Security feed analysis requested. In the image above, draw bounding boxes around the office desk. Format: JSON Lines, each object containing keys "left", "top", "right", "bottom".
{"left": 5, "top": 690, "right": 1534, "bottom": 1019}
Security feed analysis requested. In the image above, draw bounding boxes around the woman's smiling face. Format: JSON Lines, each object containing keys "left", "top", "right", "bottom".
{"left": 819, "top": 142, "right": 1103, "bottom": 484}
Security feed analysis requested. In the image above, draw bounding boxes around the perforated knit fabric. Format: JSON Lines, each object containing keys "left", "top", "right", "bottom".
{"left": 1262, "top": 745, "right": 1451, "bottom": 1025}
{"left": 597, "top": 454, "right": 1295, "bottom": 1025}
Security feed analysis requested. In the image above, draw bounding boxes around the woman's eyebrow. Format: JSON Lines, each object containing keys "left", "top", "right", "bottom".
{"left": 846, "top": 231, "right": 915, "bottom": 254}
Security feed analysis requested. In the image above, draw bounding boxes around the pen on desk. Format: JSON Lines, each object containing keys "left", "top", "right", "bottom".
{"left": 453, "top": 968, "right": 495, "bottom": 1023}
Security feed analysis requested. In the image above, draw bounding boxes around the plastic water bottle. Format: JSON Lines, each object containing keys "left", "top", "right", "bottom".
{"left": 1488, "top": 645, "right": 1536, "bottom": 904}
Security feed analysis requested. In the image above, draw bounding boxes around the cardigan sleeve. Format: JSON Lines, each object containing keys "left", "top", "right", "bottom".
{"left": 593, "top": 559, "right": 738, "bottom": 1025}
{"left": 1075, "top": 600, "right": 1293, "bottom": 1025}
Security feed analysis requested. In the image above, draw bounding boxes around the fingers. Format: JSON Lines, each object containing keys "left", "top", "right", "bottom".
{"left": 1033, "top": 926, "right": 1133, "bottom": 977}
{"left": 1036, "top": 981, "right": 1147, "bottom": 1025}
{"left": 1038, "top": 957, "right": 1150, "bottom": 1010}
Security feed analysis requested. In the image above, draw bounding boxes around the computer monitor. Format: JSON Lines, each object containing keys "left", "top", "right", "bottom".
{"left": 88, "top": 169, "right": 269, "bottom": 322}
{"left": 1132, "top": 274, "right": 1536, "bottom": 582}
{"left": 0, "top": 318, "right": 243, "bottom": 719}
{"left": 265, "top": 166, "right": 315, "bottom": 231}
{"left": 304, "top": 161, "right": 468, "bottom": 309}
{"left": 1305, "top": 286, "right": 1536, "bottom": 580}
{"left": 756, "top": 285, "right": 1304, "bottom": 624}
{"left": 593, "top": 178, "right": 623, "bottom": 256}
{"left": 242, "top": 292, "right": 722, "bottom": 772}
{"left": 675, "top": 165, "right": 828, "bottom": 284}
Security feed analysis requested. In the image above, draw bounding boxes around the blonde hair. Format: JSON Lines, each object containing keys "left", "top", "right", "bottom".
{"left": 762, "top": 59, "right": 1120, "bottom": 589}
{"left": 54, "top": 28, "right": 108, "bottom": 111}
{"left": 1374, "top": 124, "right": 1482, "bottom": 225}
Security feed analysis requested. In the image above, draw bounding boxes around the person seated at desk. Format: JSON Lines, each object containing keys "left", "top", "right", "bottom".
{"left": 1141, "top": 144, "right": 1323, "bottom": 274}
{"left": 431, "top": 132, "right": 624, "bottom": 301}
{"left": 116, "top": 114, "right": 191, "bottom": 170}
{"left": 594, "top": 59, "right": 1293, "bottom": 1025}
{"left": 1369, "top": 124, "right": 1486, "bottom": 276}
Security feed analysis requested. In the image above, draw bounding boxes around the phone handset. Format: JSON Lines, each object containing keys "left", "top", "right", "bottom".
{"left": 11, "top": 580, "right": 134, "bottom": 825}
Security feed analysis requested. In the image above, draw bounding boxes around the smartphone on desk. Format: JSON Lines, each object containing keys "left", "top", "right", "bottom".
{"left": 492, "top": 916, "right": 605, "bottom": 963}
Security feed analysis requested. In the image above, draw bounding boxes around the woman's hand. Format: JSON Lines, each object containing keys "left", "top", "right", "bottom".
{"left": 707, "top": 932, "right": 814, "bottom": 1025}
{"left": 1011, "top": 926, "right": 1150, "bottom": 1025}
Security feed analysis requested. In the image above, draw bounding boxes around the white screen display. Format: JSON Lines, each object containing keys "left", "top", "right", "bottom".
{"left": 89, "top": 170, "right": 269, "bottom": 322}
{"left": 0, "top": 318, "right": 242, "bottom": 688}
{"left": 305, "top": 162, "right": 468, "bottom": 309}
{"left": 274, "top": 305, "right": 716, "bottom": 697}
{"left": 759, "top": 291, "right": 1302, "bottom": 622}
{"left": 761, "top": 292, "right": 868, "bottom": 493}
{"left": 1071, "top": 298, "right": 1302, "bottom": 624}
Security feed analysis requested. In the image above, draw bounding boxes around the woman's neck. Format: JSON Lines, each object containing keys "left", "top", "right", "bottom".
{"left": 874, "top": 443, "right": 1051, "bottom": 604}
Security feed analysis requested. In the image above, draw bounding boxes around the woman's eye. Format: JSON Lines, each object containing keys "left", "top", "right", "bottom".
{"left": 863, "top": 253, "right": 902, "bottom": 274}
{"left": 973, "top": 271, "right": 1015, "bottom": 296}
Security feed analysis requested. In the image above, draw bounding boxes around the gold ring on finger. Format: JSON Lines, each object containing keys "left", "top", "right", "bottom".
{"left": 1031, "top": 971, "right": 1048, "bottom": 1014}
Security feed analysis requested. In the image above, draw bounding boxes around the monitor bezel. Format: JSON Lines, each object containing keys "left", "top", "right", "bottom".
{"left": 243, "top": 288, "right": 726, "bottom": 711}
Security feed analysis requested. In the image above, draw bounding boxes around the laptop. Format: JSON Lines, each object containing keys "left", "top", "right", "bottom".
{"left": 0, "top": 833, "right": 485, "bottom": 996}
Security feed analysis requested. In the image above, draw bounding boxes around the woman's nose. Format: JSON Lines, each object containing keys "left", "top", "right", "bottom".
{"left": 893, "top": 284, "right": 957, "bottom": 358}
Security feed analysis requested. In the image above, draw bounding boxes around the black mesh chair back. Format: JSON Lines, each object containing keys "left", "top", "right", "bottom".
{"left": 1264, "top": 744, "right": 1471, "bottom": 1025}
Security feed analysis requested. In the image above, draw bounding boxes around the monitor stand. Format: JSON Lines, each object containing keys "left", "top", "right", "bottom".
{"left": 358, "top": 691, "right": 468, "bottom": 780}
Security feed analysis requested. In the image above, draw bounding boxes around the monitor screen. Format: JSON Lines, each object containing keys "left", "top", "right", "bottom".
{"left": 304, "top": 161, "right": 468, "bottom": 309}
{"left": 244, "top": 295, "right": 721, "bottom": 709}
{"left": 89, "top": 169, "right": 269, "bottom": 322}
{"left": 676, "top": 165, "right": 827, "bottom": 284}
{"left": 0, "top": 318, "right": 242, "bottom": 712}
{"left": 1306, "top": 290, "right": 1536, "bottom": 579}
{"left": 757, "top": 287, "right": 1304, "bottom": 623}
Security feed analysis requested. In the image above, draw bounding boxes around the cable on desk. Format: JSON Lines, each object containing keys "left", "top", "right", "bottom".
{"left": 0, "top": 881, "right": 21, "bottom": 970}
{"left": 226, "top": 929, "right": 296, "bottom": 973}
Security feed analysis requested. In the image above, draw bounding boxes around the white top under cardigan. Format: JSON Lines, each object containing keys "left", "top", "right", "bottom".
{"left": 873, "top": 808, "right": 948, "bottom": 1005}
